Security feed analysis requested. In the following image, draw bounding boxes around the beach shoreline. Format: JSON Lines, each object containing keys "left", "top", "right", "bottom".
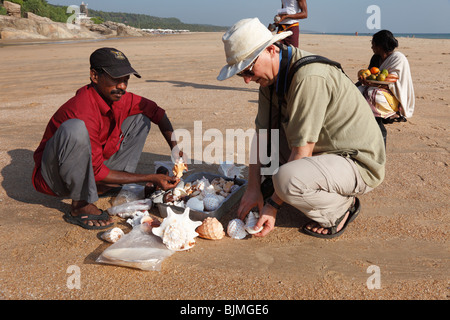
{"left": 0, "top": 33, "right": 448, "bottom": 300}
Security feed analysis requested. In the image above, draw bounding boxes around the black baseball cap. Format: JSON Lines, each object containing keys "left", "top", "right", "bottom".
{"left": 90, "top": 47, "right": 141, "bottom": 78}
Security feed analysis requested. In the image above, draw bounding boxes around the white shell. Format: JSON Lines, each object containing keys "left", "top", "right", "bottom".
{"left": 227, "top": 219, "right": 247, "bottom": 240}
{"left": 201, "top": 184, "right": 217, "bottom": 197}
{"left": 245, "top": 211, "right": 263, "bottom": 235}
{"left": 152, "top": 207, "right": 202, "bottom": 251}
{"left": 172, "top": 187, "right": 188, "bottom": 200}
{"left": 192, "top": 177, "right": 210, "bottom": 191}
{"left": 203, "top": 194, "right": 221, "bottom": 211}
{"left": 101, "top": 227, "right": 124, "bottom": 243}
{"left": 186, "top": 196, "right": 204, "bottom": 211}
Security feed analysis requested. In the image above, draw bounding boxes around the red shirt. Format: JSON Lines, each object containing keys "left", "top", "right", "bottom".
{"left": 32, "top": 84, "right": 166, "bottom": 196}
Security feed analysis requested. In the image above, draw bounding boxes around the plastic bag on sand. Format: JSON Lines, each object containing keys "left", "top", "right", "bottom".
{"left": 218, "top": 162, "right": 246, "bottom": 179}
{"left": 107, "top": 199, "right": 152, "bottom": 218}
{"left": 96, "top": 225, "right": 174, "bottom": 271}
{"left": 112, "top": 184, "right": 145, "bottom": 206}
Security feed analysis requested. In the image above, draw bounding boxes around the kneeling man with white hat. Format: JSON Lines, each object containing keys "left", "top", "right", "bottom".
{"left": 218, "top": 18, "right": 386, "bottom": 239}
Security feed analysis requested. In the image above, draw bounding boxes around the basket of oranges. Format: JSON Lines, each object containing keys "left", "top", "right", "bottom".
{"left": 358, "top": 67, "right": 398, "bottom": 85}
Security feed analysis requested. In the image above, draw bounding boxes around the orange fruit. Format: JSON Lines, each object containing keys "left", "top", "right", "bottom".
{"left": 370, "top": 67, "right": 380, "bottom": 75}
{"left": 358, "top": 69, "right": 371, "bottom": 79}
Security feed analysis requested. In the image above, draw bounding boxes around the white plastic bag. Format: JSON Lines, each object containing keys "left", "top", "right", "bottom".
{"left": 96, "top": 225, "right": 174, "bottom": 271}
{"left": 112, "top": 184, "right": 145, "bottom": 206}
{"left": 107, "top": 199, "right": 153, "bottom": 218}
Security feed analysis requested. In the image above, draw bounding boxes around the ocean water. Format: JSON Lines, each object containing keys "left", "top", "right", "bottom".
{"left": 316, "top": 32, "right": 450, "bottom": 40}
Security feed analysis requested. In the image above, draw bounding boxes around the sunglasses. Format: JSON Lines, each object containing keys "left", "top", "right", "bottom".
{"left": 237, "top": 58, "right": 258, "bottom": 77}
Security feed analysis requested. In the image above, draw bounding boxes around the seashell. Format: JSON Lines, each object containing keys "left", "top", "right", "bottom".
{"left": 219, "top": 191, "right": 230, "bottom": 198}
{"left": 245, "top": 211, "right": 263, "bottom": 235}
{"left": 172, "top": 160, "right": 188, "bottom": 178}
{"left": 172, "top": 187, "right": 188, "bottom": 200}
{"left": 140, "top": 216, "right": 154, "bottom": 233}
{"left": 126, "top": 210, "right": 150, "bottom": 227}
{"left": 201, "top": 184, "right": 217, "bottom": 197}
{"left": 101, "top": 227, "right": 124, "bottom": 243}
{"left": 186, "top": 196, "right": 204, "bottom": 211}
{"left": 152, "top": 207, "right": 202, "bottom": 251}
{"left": 223, "top": 180, "right": 234, "bottom": 193}
{"left": 203, "top": 194, "right": 221, "bottom": 211}
{"left": 192, "top": 177, "right": 210, "bottom": 191}
{"left": 227, "top": 219, "right": 247, "bottom": 240}
{"left": 196, "top": 217, "right": 225, "bottom": 240}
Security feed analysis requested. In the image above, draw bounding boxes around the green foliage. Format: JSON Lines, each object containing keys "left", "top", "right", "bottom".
{"left": 0, "top": 6, "right": 7, "bottom": 15}
{"left": 90, "top": 16, "right": 104, "bottom": 25}
{"left": 88, "top": 8, "right": 228, "bottom": 32}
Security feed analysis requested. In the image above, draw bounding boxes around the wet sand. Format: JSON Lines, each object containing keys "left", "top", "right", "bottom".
{"left": 0, "top": 33, "right": 448, "bottom": 300}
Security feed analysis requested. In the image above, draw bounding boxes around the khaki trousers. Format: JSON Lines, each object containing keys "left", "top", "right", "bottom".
{"left": 272, "top": 154, "right": 373, "bottom": 228}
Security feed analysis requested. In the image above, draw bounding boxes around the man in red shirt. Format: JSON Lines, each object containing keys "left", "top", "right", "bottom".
{"left": 32, "top": 48, "right": 180, "bottom": 230}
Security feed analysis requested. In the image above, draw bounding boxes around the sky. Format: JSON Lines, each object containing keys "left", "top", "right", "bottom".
{"left": 46, "top": 0, "right": 450, "bottom": 34}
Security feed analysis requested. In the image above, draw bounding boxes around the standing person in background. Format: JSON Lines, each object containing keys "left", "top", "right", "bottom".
{"left": 277, "top": 0, "right": 308, "bottom": 47}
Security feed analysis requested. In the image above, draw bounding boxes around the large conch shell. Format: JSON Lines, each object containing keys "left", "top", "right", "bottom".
{"left": 196, "top": 217, "right": 225, "bottom": 240}
{"left": 101, "top": 227, "right": 124, "bottom": 243}
{"left": 172, "top": 159, "right": 188, "bottom": 178}
{"left": 245, "top": 211, "right": 263, "bottom": 235}
{"left": 227, "top": 219, "right": 247, "bottom": 240}
{"left": 152, "top": 207, "right": 202, "bottom": 251}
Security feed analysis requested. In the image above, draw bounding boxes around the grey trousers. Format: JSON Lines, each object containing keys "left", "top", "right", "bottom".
{"left": 272, "top": 154, "right": 373, "bottom": 228}
{"left": 40, "top": 114, "right": 151, "bottom": 203}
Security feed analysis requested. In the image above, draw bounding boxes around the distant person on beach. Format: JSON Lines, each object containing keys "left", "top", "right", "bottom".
{"left": 274, "top": 0, "right": 308, "bottom": 47}
{"left": 32, "top": 48, "right": 181, "bottom": 230}
{"left": 217, "top": 18, "right": 386, "bottom": 239}
{"left": 357, "top": 30, "right": 415, "bottom": 144}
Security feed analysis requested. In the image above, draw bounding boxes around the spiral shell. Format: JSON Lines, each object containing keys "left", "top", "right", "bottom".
{"left": 152, "top": 207, "right": 202, "bottom": 251}
{"left": 196, "top": 217, "right": 225, "bottom": 240}
{"left": 245, "top": 211, "right": 263, "bottom": 235}
{"left": 101, "top": 227, "right": 124, "bottom": 243}
{"left": 227, "top": 219, "right": 247, "bottom": 240}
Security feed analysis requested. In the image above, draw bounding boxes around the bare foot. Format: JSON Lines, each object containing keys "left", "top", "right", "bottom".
{"left": 71, "top": 201, "right": 113, "bottom": 228}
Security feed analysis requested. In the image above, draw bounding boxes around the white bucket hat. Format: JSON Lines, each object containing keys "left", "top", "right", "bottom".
{"left": 217, "top": 17, "right": 292, "bottom": 81}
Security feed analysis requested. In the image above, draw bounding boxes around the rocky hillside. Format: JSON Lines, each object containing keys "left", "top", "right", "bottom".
{"left": 0, "top": 1, "right": 191, "bottom": 40}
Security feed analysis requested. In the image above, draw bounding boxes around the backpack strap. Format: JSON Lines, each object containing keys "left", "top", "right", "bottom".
{"left": 286, "top": 55, "right": 347, "bottom": 89}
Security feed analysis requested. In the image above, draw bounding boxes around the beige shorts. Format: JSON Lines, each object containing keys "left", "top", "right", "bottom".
{"left": 272, "top": 154, "right": 373, "bottom": 228}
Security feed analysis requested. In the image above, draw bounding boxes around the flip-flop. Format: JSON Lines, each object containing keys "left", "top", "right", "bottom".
{"left": 302, "top": 197, "right": 361, "bottom": 239}
{"left": 64, "top": 210, "right": 114, "bottom": 230}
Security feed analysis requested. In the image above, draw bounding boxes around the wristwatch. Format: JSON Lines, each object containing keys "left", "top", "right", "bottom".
{"left": 265, "top": 197, "right": 281, "bottom": 211}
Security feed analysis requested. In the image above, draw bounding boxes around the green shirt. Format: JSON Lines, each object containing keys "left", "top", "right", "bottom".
{"left": 255, "top": 48, "right": 386, "bottom": 188}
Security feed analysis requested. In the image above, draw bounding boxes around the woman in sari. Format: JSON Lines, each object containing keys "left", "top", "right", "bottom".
{"left": 358, "top": 30, "right": 415, "bottom": 144}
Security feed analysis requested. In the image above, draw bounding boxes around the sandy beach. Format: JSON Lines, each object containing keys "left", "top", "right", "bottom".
{"left": 0, "top": 32, "right": 448, "bottom": 301}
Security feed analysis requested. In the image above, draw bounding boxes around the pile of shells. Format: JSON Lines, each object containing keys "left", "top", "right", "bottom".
{"left": 162, "top": 176, "right": 239, "bottom": 212}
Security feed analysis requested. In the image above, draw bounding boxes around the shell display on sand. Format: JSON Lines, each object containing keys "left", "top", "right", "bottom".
{"left": 152, "top": 207, "right": 202, "bottom": 251}
{"left": 227, "top": 218, "right": 247, "bottom": 240}
{"left": 101, "top": 227, "right": 124, "bottom": 243}
{"left": 245, "top": 211, "right": 263, "bottom": 235}
{"left": 196, "top": 217, "right": 225, "bottom": 240}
